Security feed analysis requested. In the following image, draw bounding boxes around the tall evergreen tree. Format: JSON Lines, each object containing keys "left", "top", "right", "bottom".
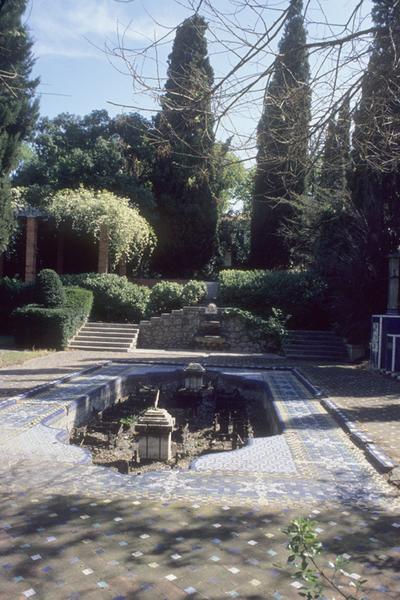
{"left": 305, "top": 0, "right": 400, "bottom": 343}
{"left": 311, "top": 97, "right": 352, "bottom": 279}
{"left": 319, "top": 96, "right": 351, "bottom": 194}
{"left": 0, "top": 0, "right": 39, "bottom": 251}
{"left": 151, "top": 14, "right": 217, "bottom": 276}
{"left": 342, "top": 0, "right": 400, "bottom": 335}
{"left": 250, "top": 0, "right": 311, "bottom": 269}
{"left": 282, "top": 98, "right": 351, "bottom": 270}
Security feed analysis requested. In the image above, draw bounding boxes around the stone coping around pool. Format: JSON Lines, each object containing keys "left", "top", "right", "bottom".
{"left": 4, "top": 360, "right": 112, "bottom": 407}
{"left": 320, "top": 397, "right": 397, "bottom": 474}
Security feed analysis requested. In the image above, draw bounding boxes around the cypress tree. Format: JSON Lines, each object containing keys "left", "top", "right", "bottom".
{"left": 311, "top": 98, "right": 352, "bottom": 280}
{"left": 0, "top": 0, "right": 39, "bottom": 252}
{"left": 151, "top": 14, "right": 217, "bottom": 276}
{"left": 282, "top": 98, "right": 351, "bottom": 271}
{"left": 250, "top": 0, "right": 311, "bottom": 269}
{"left": 319, "top": 96, "right": 351, "bottom": 195}
{"left": 348, "top": 0, "right": 400, "bottom": 320}
{"left": 311, "top": 0, "right": 400, "bottom": 343}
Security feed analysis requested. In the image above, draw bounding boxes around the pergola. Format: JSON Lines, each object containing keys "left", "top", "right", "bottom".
{"left": 0, "top": 208, "right": 122, "bottom": 282}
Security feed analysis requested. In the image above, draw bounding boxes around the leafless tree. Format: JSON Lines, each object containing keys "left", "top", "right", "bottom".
{"left": 103, "top": 0, "right": 378, "bottom": 164}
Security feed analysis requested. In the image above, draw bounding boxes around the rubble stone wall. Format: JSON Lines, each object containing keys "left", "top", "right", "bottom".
{"left": 137, "top": 307, "right": 266, "bottom": 353}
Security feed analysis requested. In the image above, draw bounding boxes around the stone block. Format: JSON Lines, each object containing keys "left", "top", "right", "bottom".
{"left": 138, "top": 432, "right": 172, "bottom": 461}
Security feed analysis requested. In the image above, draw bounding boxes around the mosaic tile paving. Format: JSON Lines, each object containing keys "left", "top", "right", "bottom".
{"left": 1, "top": 361, "right": 400, "bottom": 598}
{"left": 0, "top": 492, "right": 399, "bottom": 599}
{"left": 191, "top": 437, "right": 297, "bottom": 473}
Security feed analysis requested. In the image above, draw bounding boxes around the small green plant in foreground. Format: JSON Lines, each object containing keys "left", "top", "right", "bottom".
{"left": 120, "top": 415, "right": 138, "bottom": 428}
{"left": 284, "top": 518, "right": 367, "bottom": 599}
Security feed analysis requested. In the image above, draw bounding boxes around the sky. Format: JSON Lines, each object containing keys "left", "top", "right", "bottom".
{"left": 25, "top": 0, "right": 191, "bottom": 117}
{"left": 25, "top": 0, "right": 372, "bottom": 157}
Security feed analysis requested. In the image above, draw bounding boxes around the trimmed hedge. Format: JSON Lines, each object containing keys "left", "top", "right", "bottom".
{"left": 13, "top": 287, "right": 93, "bottom": 349}
{"left": 218, "top": 269, "right": 328, "bottom": 329}
{"left": 222, "top": 307, "right": 287, "bottom": 351}
{"left": 181, "top": 280, "right": 207, "bottom": 306}
{"left": 0, "top": 278, "right": 34, "bottom": 334}
{"left": 35, "top": 269, "right": 66, "bottom": 307}
{"left": 147, "top": 280, "right": 207, "bottom": 317}
{"left": 147, "top": 282, "right": 184, "bottom": 316}
{"left": 60, "top": 273, "right": 150, "bottom": 322}
{"left": 60, "top": 273, "right": 206, "bottom": 320}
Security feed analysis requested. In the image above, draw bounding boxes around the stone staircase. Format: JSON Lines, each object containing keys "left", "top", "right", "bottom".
{"left": 283, "top": 330, "right": 348, "bottom": 361}
{"left": 194, "top": 317, "right": 225, "bottom": 350}
{"left": 68, "top": 322, "right": 139, "bottom": 352}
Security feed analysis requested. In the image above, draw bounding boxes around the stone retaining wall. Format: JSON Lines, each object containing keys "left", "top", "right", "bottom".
{"left": 137, "top": 307, "right": 266, "bottom": 353}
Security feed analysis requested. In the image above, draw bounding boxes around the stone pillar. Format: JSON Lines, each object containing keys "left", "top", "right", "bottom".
{"left": 56, "top": 230, "right": 64, "bottom": 274}
{"left": 25, "top": 216, "right": 38, "bottom": 282}
{"left": 135, "top": 408, "right": 175, "bottom": 461}
{"left": 388, "top": 253, "right": 400, "bottom": 315}
{"left": 118, "top": 258, "right": 127, "bottom": 277}
{"left": 97, "top": 223, "right": 109, "bottom": 274}
{"left": 223, "top": 249, "right": 232, "bottom": 267}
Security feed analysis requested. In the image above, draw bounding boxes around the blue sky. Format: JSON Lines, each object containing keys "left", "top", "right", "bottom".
{"left": 26, "top": 0, "right": 190, "bottom": 117}
{"left": 25, "top": 0, "right": 372, "bottom": 155}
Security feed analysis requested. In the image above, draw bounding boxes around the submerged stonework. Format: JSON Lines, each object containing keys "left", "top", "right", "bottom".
{"left": 135, "top": 407, "right": 175, "bottom": 461}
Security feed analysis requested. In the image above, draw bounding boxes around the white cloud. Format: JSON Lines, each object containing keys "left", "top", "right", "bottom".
{"left": 28, "top": 0, "right": 175, "bottom": 59}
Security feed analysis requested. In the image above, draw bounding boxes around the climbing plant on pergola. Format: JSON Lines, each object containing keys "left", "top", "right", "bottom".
{"left": 47, "top": 187, "right": 156, "bottom": 271}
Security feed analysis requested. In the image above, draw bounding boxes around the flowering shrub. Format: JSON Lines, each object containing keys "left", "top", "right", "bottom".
{"left": 48, "top": 186, "right": 156, "bottom": 270}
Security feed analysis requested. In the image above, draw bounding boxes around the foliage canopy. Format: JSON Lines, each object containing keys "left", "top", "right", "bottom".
{"left": 250, "top": 0, "right": 311, "bottom": 269}
{"left": 0, "top": 0, "right": 39, "bottom": 252}
{"left": 151, "top": 14, "right": 218, "bottom": 276}
{"left": 14, "top": 110, "right": 155, "bottom": 218}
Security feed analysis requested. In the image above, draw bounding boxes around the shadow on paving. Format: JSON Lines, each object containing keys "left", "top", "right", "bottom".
{"left": 0, "top": 367, "right": 89, "bottom": 377}
{"left": 0, "top": 490, "right": 399, "bottom": 599}
{"left": 301, "top": 363, "right": 400, "bottom": 400}
{"left": 332, "top": 402, "right": 400, "bottom": 423}
{"left": 281, "top": 406, "right": 400, "bottom": 432}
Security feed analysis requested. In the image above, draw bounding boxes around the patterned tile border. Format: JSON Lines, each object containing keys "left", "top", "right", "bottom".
{"left": 0, "top": 360, "right": 111, "bottom": 408}
{"left": 286, "top": 365, "right": 398, "bottom": 475}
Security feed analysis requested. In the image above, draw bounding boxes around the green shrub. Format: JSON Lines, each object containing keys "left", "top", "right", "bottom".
{"left": 60, "top": 273, "right": 206, "bottom": 321}
{"left": 13, "top": 287, "right": 93, "bottom": 349}
{"left": 0, "top": 277, "right": 33, "bottom": 310}
{"left": 181, "top": 280, "right": 207, "bottom": 306}
{"left": 146, "top": 279, "right": 207, "bottom": 317}
{"left": 35, "top": 269, "right": 66, "bottom": 307}
{"left": 147, "top": 281, "right": 183, "bottom": 316}
{"left": 61, "top": 273, "right": 149, "bottom": 322}
{"left": 222, "top": 307, "right": 287, "bottom": 351}
{"left": 0, "top": 278, "right": 34, "bottom": 333}
{"left": 218, "top": 269, "right": 328, "bottom": 329}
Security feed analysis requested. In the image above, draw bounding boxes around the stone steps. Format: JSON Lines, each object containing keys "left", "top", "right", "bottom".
{"left": 68, "top": 322, "right": 139, "bottom": 352}
{"left": 283, "top": 330, "right": 348, "bottom": 361}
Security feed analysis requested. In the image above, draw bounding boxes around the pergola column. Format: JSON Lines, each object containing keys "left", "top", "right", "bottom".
{"left": 56, "top": 229, "right": 64, "bottom": 274}
{"left": 118, "top": 259, "right": 127, "bottom": 276}
{"left": 25, "top": 216, "right": 38, "bottom": 282}
{"left": 97, "top": 223, "right": 109, "bottom": 274}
